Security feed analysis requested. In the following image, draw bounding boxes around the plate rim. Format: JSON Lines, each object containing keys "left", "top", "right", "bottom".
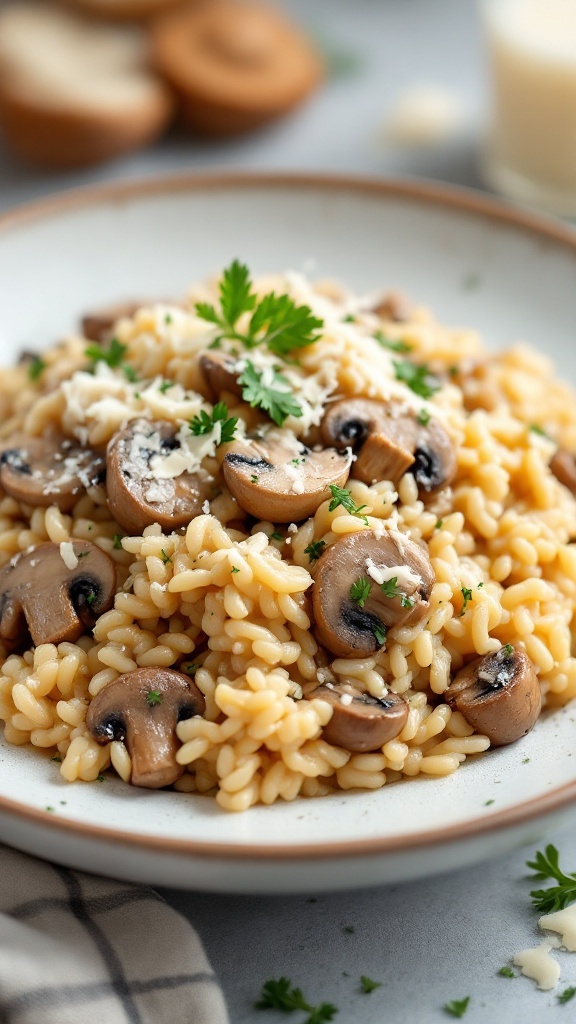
{"left": 1, "top": 168, "right": 575, "bottom": 862}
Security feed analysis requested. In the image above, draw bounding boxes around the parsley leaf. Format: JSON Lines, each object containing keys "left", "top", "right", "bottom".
{"left": 380, "top": 577, "right": 402, "bottom": 599}
{"left": 113, "top": 534, "right": 124, "bottom": 550}
{"left": 160, "top": 549, "right": 172, "bottom": 565}
{"left": 238, "top": 361, "right": 302, "bottom": 427}
{"left": 159, "top": 379, "right": 175, "bottom": 394}
{"left": 558, "top": 987, "right": 576, "bottom": 1004}
{"left": 28, "top": 355, "right": 46, "bottom": 382}
{"left": 393, "top": 359, "right": 441, "bottom": 399}
{"left": 270, "top": 531, "right": 284, "bottom": 542}
{"left": 350, "top": 577, "right": 371, "bottom": 608}
{"left": 255, "top": 977, "right": 337, "bottom": 1024}
{"left": 145, "top": 690, "right": 163, "bottom": 707}
{"left": 502, "top": 643, "right": 513, "bottom": 656}
{"left": 195, "top": 260, "right": 323, "bottom": 357}
{"left": 443, "top": 996, "right": 470, "bottom": 1018}
{"left": 498, "top": 967, "right": 515, "bottom": 978}
{"left": 460, "top": 587, "right": 473, "bottom": 615}
{"left": 189, "top": 401, "right": 238, "bottom": 444}
{"left": 527, "top": 844, "right": 576, "bottom": 913}
{"left": 529, "top": 423, "right": 551, "bottom": 439}
{"left": 374, "top": 330, "right": 411, "bottom": 354}
{"left": 328, "top": 485, "right": 369, "bottom": 525}
{"left": 85, "top": 337, "right": 127, "bottom": 370}
{"left": 417, "top": 408, "right": 430, "bottom": 426}
{"left": 304, "top": 540, "right": 326, "bottom": 563}
{"left": 400, "top": 593, "right": 414, "bottom": 608}
{"left": 372, "top": 622, "right": 387, "bottom": 647}
{"left": 360, "top": 976, "right": 382, "bottom": 994}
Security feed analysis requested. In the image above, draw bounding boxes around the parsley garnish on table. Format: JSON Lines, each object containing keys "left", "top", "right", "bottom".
{"left": 256, "top": 977, "right": 338, "bottom": 1024}
{"left": 238, "top": 361, "right": 303, "bottom": 427}
{"left": 558, "top": 987, "right": 576, "bottom": 1005}
{"left": 359, "top": 976, "right": 382, "bottom": 994}
{"left": 443, "top": 996, "right": 470, "bottom": 1018}
{"left": 195, "top": 260, "right": 323, "bottom": 357}
{"left": 393, "top": 358, "right": 441, "bottom": 399}
{"left": 189, "top": 401, "right": 238, "bottom": 443}
{"left": 527, "top": 844, "right": 576, "bottom": 913}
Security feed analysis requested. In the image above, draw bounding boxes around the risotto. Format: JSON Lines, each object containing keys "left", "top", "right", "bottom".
{"left": 0, "top": 262, "right": 575, "bottom": 813}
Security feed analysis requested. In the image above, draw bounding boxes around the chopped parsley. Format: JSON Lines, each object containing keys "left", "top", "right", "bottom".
{"left": 417, "top": 408, "right": 430, "bottom": 426}
{"left": 435, "top": 519, "right": 443, "bottom": 529}
{"left": 373, "top": 330, "right": 411, "bottom": 354}
{"left": 255, "top": 977, "right": 337, "bottom": 1023}
{"left": 328, "top": 485, "right": 369, "bottom": 525}
{"left": 183, "top": 663, "right": 198, "bottom": 676}
{"left": 360, "top": 976, "right": 382, "bottom": 994}
{"left": 160, "top": 549, "right": 172, "bottom": 565}
{"left": 189, "top": 401, "right": 238, "bottom": 444}
{"left": 145, "top": 689, "right": 163, "bottom": 707}
{"left": 195, "top": 260, "right": 323, "bottom": 358}
{"left": 527, "top": 844, "right": 576, "bottom": 913}
{"left": 270, "top": 531, "right": 284, "bottom": 542}
{"left": 238, "top": 360, "right": 302, "bottom": 427}
{"left": 113, "top": 534, "right": 124, "bottom": 550}
{"left": 372, "top": 622, "right": 387, "bottom": 648}
{"left": 443, "top": 996, "right": 470, "bottom": 1019}
{"left": 460, "top": 587, "right": 473, "bottom": 615}
{"left": 342, "top": 314, "right": 356, "bottom": 323}
{"left": 343, "top": 925, "right": 355, "bottom": 934}
{"left": 485, "top": 799, "right": 495, "bottom": 806}
{"left": 393, "top": 359, "right": 441, "bottom": 399}
{"left": 502, "top": 643, "right": 513, "bottom": 657}
{"left": 400, "top": 594, "right": 414, "bottom": 608}
{"left": 379, "top": 577, "right": 401, "bottom": 599}
{"left": 51, "top": 754, "right": 62, "bottom": 763}
{"left": 350, "top": 577, "right": 371, "bottom": 609}
{"left": 304, "top": 540, "right": 326, "bottom": 563}
{"left": 28, "top": 355, "right": 46, "bottom": 382}
{"left": 558, "top": 987, "right": 576, "bottom": 1005}
{"left": 97, "top": 773, "right": 105, "bottom": 783}
{"left": 164, "top": 313, "right": 173, "bottom": 325}
{"left": 251, "top": 474, "right": 259, "bottom": 483}
{"left": 529, "top": 423, "right": 551, "bottom": 439}
{"left": 123, "top": 365, "right": 138, "bottom": 383}
{"left": 77, "top": 551, "right": 89, "bottom": 560}
{"left": 522, "top": 757, "right": 531, "bottom": 764}
{"left": 85, "top": 337, "right": 128, "bottom": 370}
{"left": 85, "top": 591, "right": 97, "bottom": 606}
{"left": 159, "top": 379, "right": 175, "bottom": 394}
{"left": 45, "top": 806, "right": 55, "bottom": 813}
{"left": 231, "top": 566, "right": 240, "bottom": 574}
{"left": 498, "top": 967, "right": 515, "bottom": 978}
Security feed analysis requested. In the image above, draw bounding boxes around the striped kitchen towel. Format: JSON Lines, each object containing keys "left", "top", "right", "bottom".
{"left": 0, "top": 844, "right": 229, "bottom": 1024}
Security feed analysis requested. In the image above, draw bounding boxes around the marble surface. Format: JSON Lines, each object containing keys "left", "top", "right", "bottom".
{"left": 1, "top": 0, "right": 575, "bottom": 1020}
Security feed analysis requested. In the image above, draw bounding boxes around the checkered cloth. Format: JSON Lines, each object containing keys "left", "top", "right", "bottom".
{"left": 0, "top": 844, "right": 229, "bottom": 1024}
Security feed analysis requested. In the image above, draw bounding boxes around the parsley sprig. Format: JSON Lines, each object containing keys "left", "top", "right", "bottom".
{"left": 350, "top": 577, "right": 371, "bottom": 608}
{"left": 374, "top": 330, "right": 411, "bottom": 354}
{"left": 85, "top": 337, "right": 137, "bottom": 382}
{"left": 28, "top": 355, "right": 46, "bottom": 382}
{"left": 304, "top": 540, "right": 326, "bottom": 563}
{"left": 460, "top": 586, "right": 473, "bottom": 615}
{"left": 360, "top": 976, "right": 382, "bottom": 994}
{"left": 145, "top": 690, "right": 162, "bottom": 707}
{"left": 196, "top": 260, "right": 323, "bottom": 357}
{"left": 380, "top": 577, "right": 414, "bottom": 607}
{"left": 443, "top": 996, "right": 470, "bottom": 1018}
{"left": 393, "top": 359, "right": 441, "bottom": 399}
{"left": 238, "top": 361, "right": 302, "bottom": 427}
{"left": 558, "top": 987, "right": 576, "bottom": 1005}
{"left": 527, "top": 844, "right": 576, "bottom": 913}
{"left": 256, "top": 977, "right": 337, "bottom": 1024}
{"left": 328, "top": 485, "right": 369, "bottom": 525}
{"left": 189, "top": 401, "right": 238, "bottom": 444}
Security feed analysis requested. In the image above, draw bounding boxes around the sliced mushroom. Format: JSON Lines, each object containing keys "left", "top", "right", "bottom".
{"left": 86, "top": 667, "right": 205, "bottom": 789}
{"left": 444, "top": 645, "right": 541, "bottom": 746}
{"left": 199, "top": 350, "right": 242, "bottom": 400}
{"left": 312, "top": 530, "right": 435, "bottom": 658}
{"left": 81, "top": 300, "right": 145, "bottom": 344}
{"left": 107, "top": 419, "right": 211, "bottom": 535}
{"left": 0, "top": 540, "right": 116, "bottom": 649}
{"left": 372, "top": 290, "right": 412, "bottom": 323}
{"left": 222, "top": 434, "right": 350, "bottom": 522}
{"left": 309, "top": 682, "right": 408, "bottom": 752}
{"left": 321, "top": 398, "right": 456, "bottom": 496}
{"left": 550, "top": 449, "right": 576, "bottom": 497}
{"left": 0, "top": 434, "right": 105, "bottom": 511}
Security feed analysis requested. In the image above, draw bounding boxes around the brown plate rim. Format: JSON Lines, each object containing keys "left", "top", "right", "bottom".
{"left": 0, "top": 169, "right": 575, "bottom": 862}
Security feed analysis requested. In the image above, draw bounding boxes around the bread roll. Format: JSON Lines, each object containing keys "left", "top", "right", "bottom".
{"left": 0, "top": 4, "right": 174, "bottom": 167}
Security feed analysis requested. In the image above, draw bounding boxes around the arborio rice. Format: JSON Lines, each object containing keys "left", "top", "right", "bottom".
{"left": 0, "top": 263, "right": 575, "bottom": 812}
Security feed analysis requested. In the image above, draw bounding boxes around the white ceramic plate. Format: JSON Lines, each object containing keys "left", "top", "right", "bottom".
{"left": 0, "top": 174, "right": 575, "bottom": 894}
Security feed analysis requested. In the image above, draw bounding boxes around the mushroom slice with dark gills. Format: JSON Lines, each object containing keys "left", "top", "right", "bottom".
{"left": 550, "top": 448, "right": 576, "bottom": 497}
{"left": 222, "top": 433, "right": 351, "bottom": 523}
{"left": 321, "top": 398, "right": 456, "bottom": 497}
{"left": 199, "top": 350, "right": 243, "bottom": 400}
{"left": 0, "top": 434, "right": 105, "bottom": 512}
{"left": 106, "top": 419, "right": 212, "bottom": 535}
{"left": 86, "top": 667, "right": 205, "bottom": 789}
{"left": 445, "top": 645, "right": 541, "bottom": 746}
{"left": 312, "top": 530, "right": 435, "bottom": 658}
{"left": 308, "top": 682, "right": 408, "bottom": 752}
{"left": 0, "top": 540, "right": 116, "bottom": 649}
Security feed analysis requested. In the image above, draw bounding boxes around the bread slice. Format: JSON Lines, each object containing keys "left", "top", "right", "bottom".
{"left": 151, "top": 1, "right": 323, "bottom": 136}
{"left": 0, "top": 4, "right": 174, "bottom": 167}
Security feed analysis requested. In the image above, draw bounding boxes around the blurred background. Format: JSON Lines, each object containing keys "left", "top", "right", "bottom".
{"left": 0, "top": 0, "right": 487, "bottom": 212}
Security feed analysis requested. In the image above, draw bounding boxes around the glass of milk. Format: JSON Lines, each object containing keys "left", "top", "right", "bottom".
{"left": 481, "top": 0, "right": 576, "bottom": 215}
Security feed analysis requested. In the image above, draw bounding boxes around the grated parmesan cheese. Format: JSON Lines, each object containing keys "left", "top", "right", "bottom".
{"left": 365, "top": 556, "right": 422, "bottom": 591}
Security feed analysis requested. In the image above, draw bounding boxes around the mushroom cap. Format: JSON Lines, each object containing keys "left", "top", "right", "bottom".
{"left": 445, "top": 645, "right": 541, "bottom": 746}
{"left": 312, "top": 530, "right": 435, "bottom": 658}
{"left": 372, "top": 290, "right": 412, "bottom": 323}
{"left": 320, "top": 398, "right": 456, "bottom": 495}
{"left": 312, "top": 683, "right": 408, "bottom": 752}
{"left": 86, "top": 667, "right": 205, "bottom": 789}
{"left": 106, "top": 418, "right": 211, "bottom": 535}
{"left": 150, "top": 1, "right": 323, "bottom": 135}
{"left": 199, "top": 350, "right": 243, "bottom": 401}
{"left": 550, "top": 449, "right": 576, "bottom": 497}
{"left": 0, "top": 433, "right": 105, "bottom": 512}
{"left": 0, "top": 540, "right": 116, "bottom": 649}
{"left": 81, "top": 300, "right": 145, "bottom": 344}
{"left": 222, "top": 434, "right": 350, "bottom": 523}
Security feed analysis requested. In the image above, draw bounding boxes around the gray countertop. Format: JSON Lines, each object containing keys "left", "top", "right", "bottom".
{"left": 2, "top": 0, "right": 576, "bottom": 1021}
